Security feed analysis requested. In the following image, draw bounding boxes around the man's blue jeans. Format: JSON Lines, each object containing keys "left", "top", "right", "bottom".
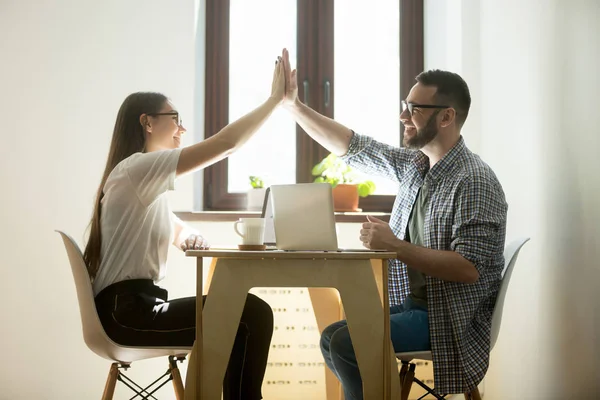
{"left": 320, "top": 297, "right": 430, "bottom": 400}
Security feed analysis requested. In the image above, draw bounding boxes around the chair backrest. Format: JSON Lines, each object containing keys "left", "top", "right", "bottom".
{"left": 490, "top": 237, "right": 530, "bottom": 349}
{"left": 56, "top": 230, "right": 115, "bottom": 357}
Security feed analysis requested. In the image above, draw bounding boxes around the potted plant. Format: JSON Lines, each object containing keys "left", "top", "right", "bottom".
{"left": 312, "top": 153, "right": 376, "bottom": 212}
{"left": 246, "top": 175, "right": 267, "bottom": 211}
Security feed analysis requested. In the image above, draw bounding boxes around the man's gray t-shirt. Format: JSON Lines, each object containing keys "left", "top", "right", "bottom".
{"left": 406, "top": 180, "right": 430, "bottom": 309}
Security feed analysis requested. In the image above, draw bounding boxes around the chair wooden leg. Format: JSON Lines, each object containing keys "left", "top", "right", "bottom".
{"left": 169, "top": 357, "right": 185, "bottom": 400}
{"left": 400, "top": 364, "right": 415, "bottom": 400}
{"left": 464, "top": 387, "right": 482, "bottom": 400}
{"left": 101, "top": 363, "right": 119, "bottom": 400}
{"left": 398, "top": 363, "right": 408, "bottom": 390}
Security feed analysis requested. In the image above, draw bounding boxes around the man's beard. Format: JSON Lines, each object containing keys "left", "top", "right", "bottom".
{"left": 403, "top": 111, "right": 439, "bottom": 150}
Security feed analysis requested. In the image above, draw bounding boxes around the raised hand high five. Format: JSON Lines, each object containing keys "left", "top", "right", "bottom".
{"left": 281, "top": 48, "right": 298, "bottom": 106}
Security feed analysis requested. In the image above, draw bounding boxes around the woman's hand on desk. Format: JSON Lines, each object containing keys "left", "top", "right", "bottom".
{"left": 180, "top": 234, "right": 210, "bottom": 251}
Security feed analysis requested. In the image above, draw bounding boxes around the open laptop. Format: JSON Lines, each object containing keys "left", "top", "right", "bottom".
{"left": 261, "top": 183, "right": 386, "bottom": 252}
{"left": 260, "top": 186, "right": 277, "bottom": 248}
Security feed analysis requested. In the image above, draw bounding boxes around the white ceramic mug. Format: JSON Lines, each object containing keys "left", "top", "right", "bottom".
{"left": 233, "top": 218, "right": 266, "bottom": 245}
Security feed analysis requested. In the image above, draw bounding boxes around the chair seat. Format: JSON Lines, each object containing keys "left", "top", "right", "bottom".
{"left": 395, "top": 350, "right": 432, "bottom": 362}
{"left": 90, "top": 338, "right": 192, "bottom": 364}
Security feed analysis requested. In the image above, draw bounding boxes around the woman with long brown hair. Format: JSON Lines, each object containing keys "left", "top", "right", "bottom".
{"left": 85, "top": 51, "right": 287, "bottom": 400}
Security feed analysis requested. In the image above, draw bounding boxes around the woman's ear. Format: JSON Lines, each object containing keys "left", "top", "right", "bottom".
{"left": 440, "top": 108, "right": 456, "bottom": 128}
{"left": 140, "top": 114, "right": 151, "bottom": 133}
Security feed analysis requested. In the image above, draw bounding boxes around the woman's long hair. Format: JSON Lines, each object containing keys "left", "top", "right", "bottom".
{"left": 83, "top": 92, "right": 168, "bottom": 279}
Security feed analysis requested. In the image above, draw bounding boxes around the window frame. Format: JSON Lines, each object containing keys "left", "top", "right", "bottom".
{"left": 202, "top": 0, "right": 423, "bottom": 211}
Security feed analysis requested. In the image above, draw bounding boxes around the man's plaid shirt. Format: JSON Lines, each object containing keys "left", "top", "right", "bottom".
{"left": 341, "top": 133, "right": 507, "bottom": 394}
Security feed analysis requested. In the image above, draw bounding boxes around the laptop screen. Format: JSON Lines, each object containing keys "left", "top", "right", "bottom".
{"left": 260, "top": 187, "right": 276, "bottom": 245}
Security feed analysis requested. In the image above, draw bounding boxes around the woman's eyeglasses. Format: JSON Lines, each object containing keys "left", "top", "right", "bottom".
{"left": 148, "top": 112, "right": 183, "bottom": 126}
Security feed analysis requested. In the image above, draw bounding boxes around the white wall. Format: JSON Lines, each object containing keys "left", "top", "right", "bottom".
{"left": 424, "top": 0, "right": 482, "bottom": 154}
{"left": 0, "top": 1, "right": 198, "bottom": 398}
{"left": 426, "top": 0, "right": 600, "bottom": 398}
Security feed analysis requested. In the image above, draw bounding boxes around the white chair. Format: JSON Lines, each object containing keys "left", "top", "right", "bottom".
{"left": 56, "top": 230, "right": 192, "bottom": 400}
{"left": 395, "top": 237, "right": 530, "bottom": 400}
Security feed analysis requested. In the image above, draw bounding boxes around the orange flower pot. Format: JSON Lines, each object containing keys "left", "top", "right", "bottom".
{"left": 332, "top": 184, "right": 360, "bottom": 212}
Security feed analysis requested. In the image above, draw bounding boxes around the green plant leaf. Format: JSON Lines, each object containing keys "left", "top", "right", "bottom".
{"left": 357, "top": 180, "right": 376, "bottom": 197}
{"left": 311, "top": 153, "right": 376, "bottom": 196}
{"left": 311, "top": 162, "right": 325, "bottom": 176}
{"left": 249, "top": 176, "right": 264, "bottom": 189}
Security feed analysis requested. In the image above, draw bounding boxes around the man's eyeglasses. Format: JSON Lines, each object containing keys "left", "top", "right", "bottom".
{"left": 401, "top": 100, "right": 450, "bottom": 116}
{"left": 148, "top": 112, "right": 183, "bottom": 126}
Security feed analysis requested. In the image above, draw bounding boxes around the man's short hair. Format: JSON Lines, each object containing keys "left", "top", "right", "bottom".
{"left": 416, "top": 70, "right": 471, "bottom": 128}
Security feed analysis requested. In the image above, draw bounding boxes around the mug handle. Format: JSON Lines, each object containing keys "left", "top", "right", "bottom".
{"left": 233, "top": 220, "right": 244, "bottom": 238}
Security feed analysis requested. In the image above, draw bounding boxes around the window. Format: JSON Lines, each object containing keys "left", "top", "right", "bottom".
{"left": 202, "top": 0, "right": 423, "bottom": 211}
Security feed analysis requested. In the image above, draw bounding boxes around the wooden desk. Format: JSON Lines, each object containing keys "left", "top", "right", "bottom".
{"left": 183, "top": 250, "right": 401, "bottom": 400}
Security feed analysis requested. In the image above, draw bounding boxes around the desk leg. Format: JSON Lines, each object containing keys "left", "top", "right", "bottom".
{"left": 336, "top": 260, "right": 386, "bottom": 400}
{"left": 308, "top": 288, "right": 343, "bottom": 400}
{"left": 184, "top": 257, "right": 203, "bottom": 400}
{"left": 382, "top": 260, "right": 401, "bottom": 400}
{"left": 200, "top": 259, "right": 252, "bottom": 400}
{"left": 372, "top": 259, "right": 401, "bottom": 400}
{"left": 203, "top": 258, "right": 218, "bottom": 296}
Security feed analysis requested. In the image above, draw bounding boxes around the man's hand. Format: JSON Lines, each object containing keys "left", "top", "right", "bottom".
{"left": 180, "top": 234, "right": 210, "bottom": 251}
{"left": 360, "top": 215, "right": 400, "bottom": 250}
{"left": 269, "top": 50, "right": 286, "bottom": 104}
{"left": 281, "top": 48, "right": 298, "bottom": 106}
